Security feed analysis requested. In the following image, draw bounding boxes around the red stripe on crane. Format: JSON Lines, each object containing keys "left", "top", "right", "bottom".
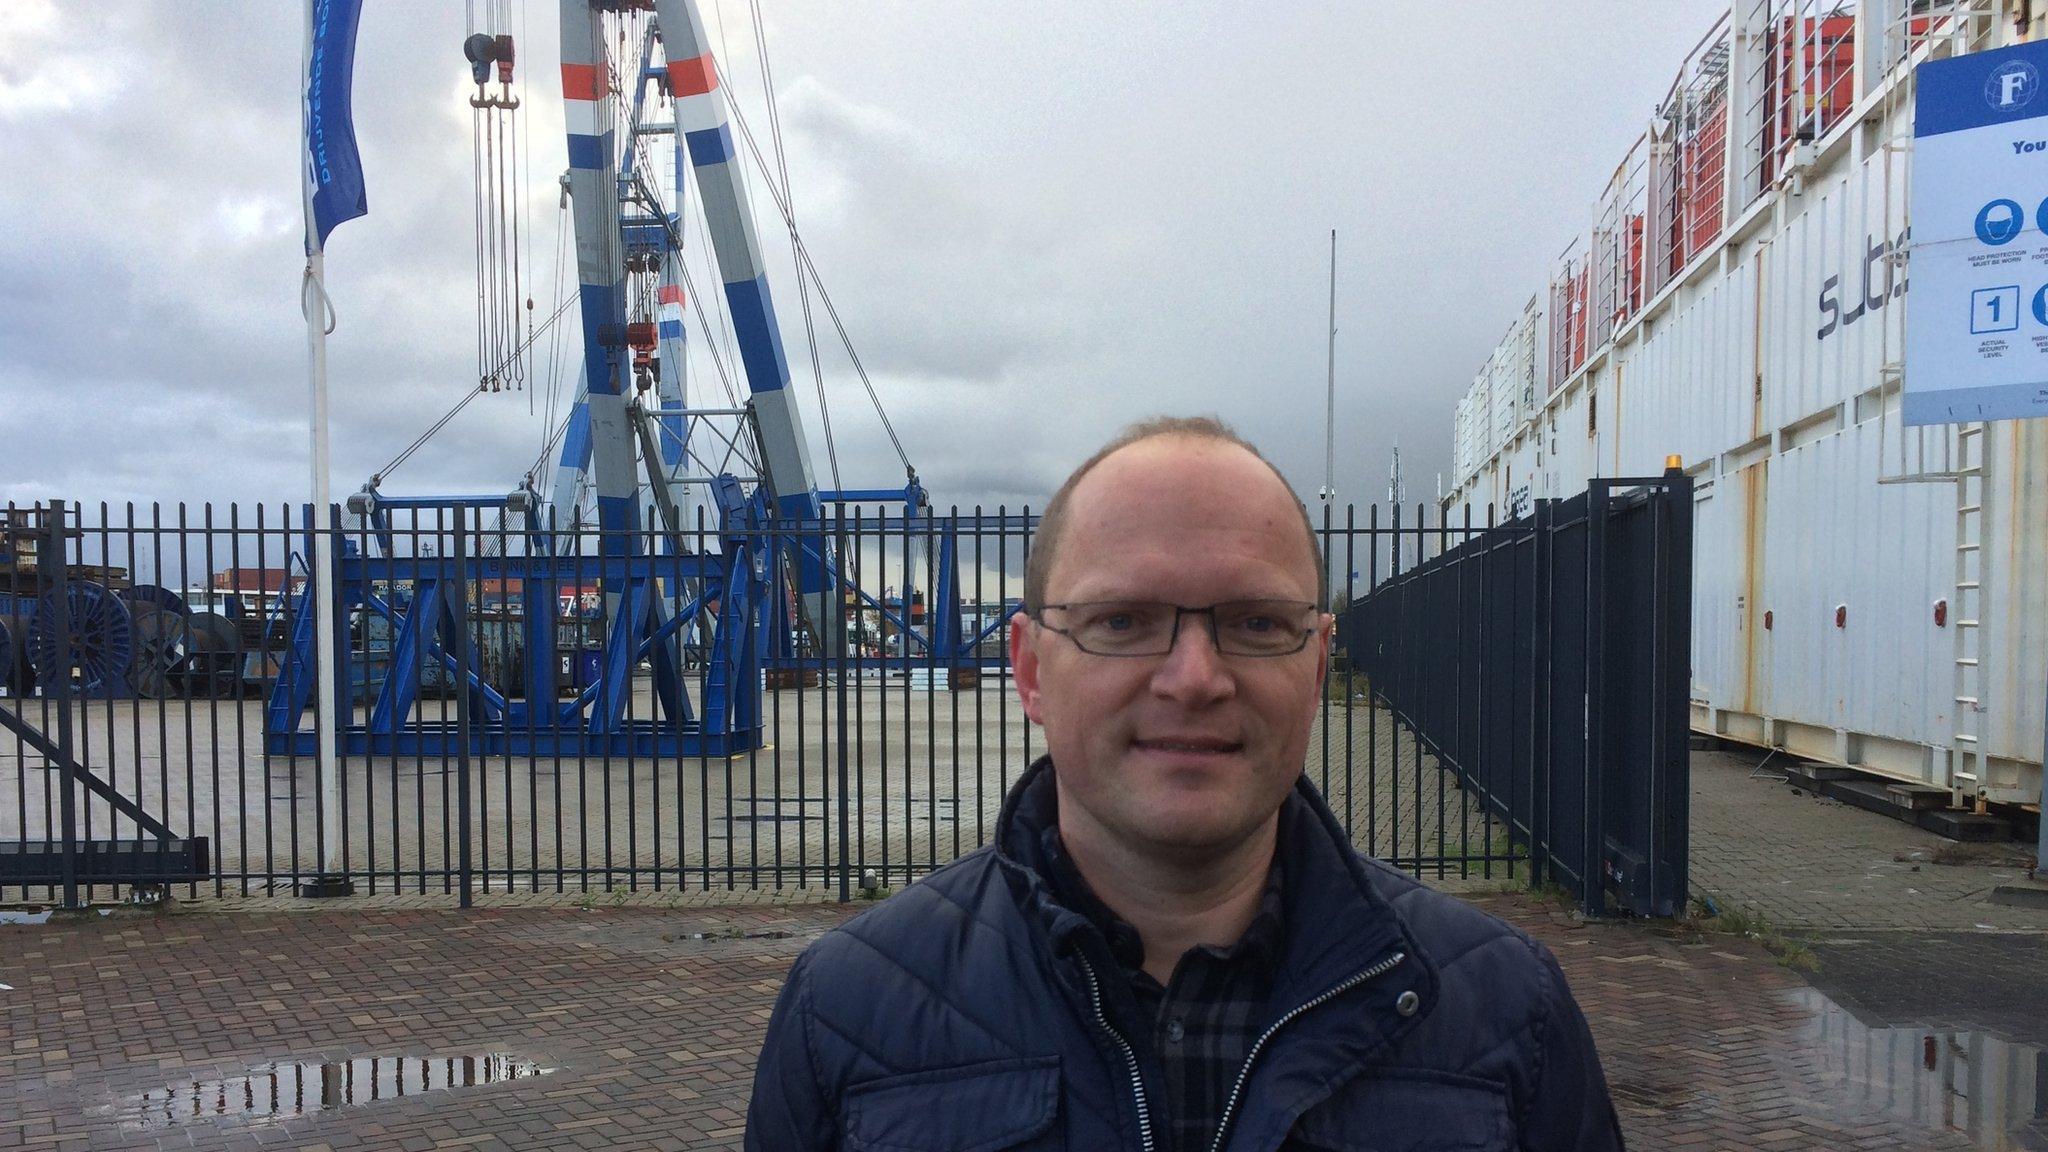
{"left": 658, "top": 285, "right": 685, "bottom": 305}
{"left": 560, "top": 63, "right": 606, "bottom": 101}
{"left": 667, "top": 53, "right": 718, "bottom": 97}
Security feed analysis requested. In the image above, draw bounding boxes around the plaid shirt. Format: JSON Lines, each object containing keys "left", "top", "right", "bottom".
{"left": 1041, "top": 828, "right": 1287, "bottom": 1152}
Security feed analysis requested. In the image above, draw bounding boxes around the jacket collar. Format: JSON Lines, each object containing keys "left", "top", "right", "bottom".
{"left": 990, "top": 756, "right": 1444, "bottom": 1146}
{"left": 991, "top": 756, "right": 1433, "bottom": 1009}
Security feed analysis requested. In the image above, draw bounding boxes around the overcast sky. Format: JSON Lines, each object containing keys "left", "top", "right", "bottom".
{"left": 0, "top": 1, "right": 1714, "bottom": 520}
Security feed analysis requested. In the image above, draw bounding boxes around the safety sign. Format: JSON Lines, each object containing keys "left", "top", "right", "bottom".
{"left": 1904, "top": 40, "right": 2048, "bottom": 425}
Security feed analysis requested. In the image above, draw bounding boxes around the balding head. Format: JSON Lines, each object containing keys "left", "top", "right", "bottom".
{"left": 1024, "top": 416, "right": 1325, "bottom": 611}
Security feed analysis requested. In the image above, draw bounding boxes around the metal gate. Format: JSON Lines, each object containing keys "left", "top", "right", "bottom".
{"left": 1343, "top": 470, "right": 1695, "bottom": 916}
{"left": 1, "top": 507, "right": 211, "bottom": 906}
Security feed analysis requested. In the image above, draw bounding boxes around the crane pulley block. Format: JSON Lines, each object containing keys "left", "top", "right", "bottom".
{"left": 596, "top": 322, "right": 660, "bottom": 351}
{"left": 463, "top": 32, "right": 520, "bottom": 107}
{"left": 493, "top": 34, "right": 516, "bottom": 85}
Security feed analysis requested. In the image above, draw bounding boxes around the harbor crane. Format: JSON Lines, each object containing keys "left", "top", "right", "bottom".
{"left": 267, "top": 0, "right": 1029, "bottom": 758}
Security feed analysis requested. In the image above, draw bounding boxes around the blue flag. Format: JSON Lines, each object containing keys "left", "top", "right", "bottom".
{"left": 305, "top": 0, "right": 367, "bottom": 250}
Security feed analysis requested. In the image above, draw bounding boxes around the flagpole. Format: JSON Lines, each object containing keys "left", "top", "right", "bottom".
{"left": 1322, "top": 228, "right": 1337, "bottom": 510}
{"left": 301, "top": 0, "right": 349, "bottom": 898}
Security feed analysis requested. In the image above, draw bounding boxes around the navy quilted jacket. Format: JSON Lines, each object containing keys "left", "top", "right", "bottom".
{"left": 747, "top": 758, "right": 1625, "bottom": 1152}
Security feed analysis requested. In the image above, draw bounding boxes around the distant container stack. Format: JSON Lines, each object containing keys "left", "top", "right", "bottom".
{"left": 1443, "top": 1, "right": 2048, "bottom": 807}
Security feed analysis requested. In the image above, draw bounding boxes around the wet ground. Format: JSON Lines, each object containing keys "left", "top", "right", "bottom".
{"left": 7, "top": 717, "right": 2047, "bottom": 1146}
{"left": 4, "top": 893, "right": 2033, "bottom": 1152}
{"left": 1685, "top": 748, "right": 2048, "bottom": 1150}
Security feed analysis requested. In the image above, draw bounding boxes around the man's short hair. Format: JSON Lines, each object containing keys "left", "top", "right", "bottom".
{"left": 1024, "top": 415, "right": 1327, "bottom": 611}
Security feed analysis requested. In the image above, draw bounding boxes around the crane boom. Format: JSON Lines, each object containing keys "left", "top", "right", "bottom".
{"left": 652, "top": 0, "right": 819, "bottom": 523}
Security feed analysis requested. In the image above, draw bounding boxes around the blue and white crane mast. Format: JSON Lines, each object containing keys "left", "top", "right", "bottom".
{"left": 557, "top": 3, "right": 643, "bottom": 552}
{"left": 563, "top": 0, "right": 1034, "bottom": 681}
{"left": 561, "top": 1, "right": 836, "bottom": 622}
{"left": 548, "top": 14, "right": 695, "bottom": 537}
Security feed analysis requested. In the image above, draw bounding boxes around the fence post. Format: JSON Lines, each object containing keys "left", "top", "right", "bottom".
{"left": 45, "top": 502, "right": 81, "bottom": 910}
{"left": 1655, "top": 468, "right": 1695, "bottom": 915}
{"left": 1582, "top": 482, "right": 1611, "bottom": 918}
{"left": 1531, "top": 497, "right": 1554, "bottom": 887}
{"left": 452, "top": 505, "right": 475, "bottom": 909}
{"left": 1463, "top": 506, "right": 1477, "bottom": 805}
{"left": 834, "top": 504, "right": 852, "bottom": 903}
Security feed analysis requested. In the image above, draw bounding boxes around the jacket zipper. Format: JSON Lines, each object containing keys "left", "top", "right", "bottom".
{"left": 1079, "top": 958, "right": 1156, "bottom": 1152}
{"left": 1205, "top": 950, "right": 1409, "bottom": 1152}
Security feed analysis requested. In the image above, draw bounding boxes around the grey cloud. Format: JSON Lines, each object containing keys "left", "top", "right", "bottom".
{"left": 2, "top": 1, "right": 1717, "bottom": 524}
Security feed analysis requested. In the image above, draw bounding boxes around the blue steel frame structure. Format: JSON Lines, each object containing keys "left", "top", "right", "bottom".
{"left": 265, "top": 0, "right": 1027, "bottom": 758}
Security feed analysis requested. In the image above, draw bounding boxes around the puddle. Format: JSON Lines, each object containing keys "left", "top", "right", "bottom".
{"left": 0, "top": 910, "right": 53, "bottom": 926}
{"left": 124, "top": 1053, "right": 552, "bottom": 1129}
{"left": 1789, "top": 987, "right": 2048, "bottom": 1149}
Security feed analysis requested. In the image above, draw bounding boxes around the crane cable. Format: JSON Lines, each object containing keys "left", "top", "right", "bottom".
{"left": 721, "top": 93, "right": 912, "bottom": 476}
{"left": 748, "top": 0, "right": 840, "bottom": 491}
{"left": 537, "top": 195, "right": 572, "bottom": 463}
{"left": 378, "top": 291, "right": 581, "bottom": 486}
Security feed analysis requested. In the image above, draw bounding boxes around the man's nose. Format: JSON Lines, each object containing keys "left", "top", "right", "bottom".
{"left": 1148, "top": 616, "right": 1235, "bottom": 705}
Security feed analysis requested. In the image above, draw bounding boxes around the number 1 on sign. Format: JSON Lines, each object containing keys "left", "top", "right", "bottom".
{"left": 1972, "top": 286, "right": 2022, "bottom": 334}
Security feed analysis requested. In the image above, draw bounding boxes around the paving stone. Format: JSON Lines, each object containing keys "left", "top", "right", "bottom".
{"left": 1687, "top": 749, "right": 2048, "bottom": 933}
{"left": 0, "top": 894, "right": 2000, "bottom": 1151}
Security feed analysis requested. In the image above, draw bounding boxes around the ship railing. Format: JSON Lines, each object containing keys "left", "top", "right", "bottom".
{"left": 1545, "top": 237, "right": 1589, "bottom": 395}
{"left": 1655, "top": 11, "right": 1734, "bottom": 285}
{"left": 1590, "top": 134, "right": 1652, "bottom": 346}
{"left": 1734, "top": 0, "right": 1861, "bottom": 207}
{"left": 1879, "top": 0, "right": 1995, "bottom": 75}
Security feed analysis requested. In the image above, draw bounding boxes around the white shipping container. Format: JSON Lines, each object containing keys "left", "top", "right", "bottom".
{"left": 1443, "top": 2, "right": 2048, "bottom": 803}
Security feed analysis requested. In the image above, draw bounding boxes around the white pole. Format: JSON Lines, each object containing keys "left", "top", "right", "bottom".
{"left": 1323, "top": 229, "right": 1337, "bottom": 506}
{"left": 301, "top": 0, "right": 344, "bottom": 889}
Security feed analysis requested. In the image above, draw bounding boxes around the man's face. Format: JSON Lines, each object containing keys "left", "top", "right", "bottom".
{"left": 1011, "top": 437, "right": 1331, "bottom": 861}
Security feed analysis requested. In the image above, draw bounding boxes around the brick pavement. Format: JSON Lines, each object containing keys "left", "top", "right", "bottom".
{"left": 1, "top": 893, "right": 2007, "bottom": 1152}
{"left": 1687, "top": 748, "right": 2048, "bottom": 932}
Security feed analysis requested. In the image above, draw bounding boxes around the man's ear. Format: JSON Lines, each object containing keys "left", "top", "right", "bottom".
{"left": 1307, "top": 613, "right": 1334, "bottom": 719}
{"left": 1011, "top": 613, "right": 1046, "bottom": 725}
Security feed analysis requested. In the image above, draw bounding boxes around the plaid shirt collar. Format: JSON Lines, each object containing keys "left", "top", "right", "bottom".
{"left": 1031, "top": 808, "right": 1287, "bottom": 979}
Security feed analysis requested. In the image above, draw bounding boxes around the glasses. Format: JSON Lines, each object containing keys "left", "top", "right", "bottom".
{"left": 1033, "top": 599, "right": 1321, "bottom": 658}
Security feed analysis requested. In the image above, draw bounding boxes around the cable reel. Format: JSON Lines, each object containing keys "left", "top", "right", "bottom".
{"left": 28, "top": 581, "right": 133, "bottom": 695}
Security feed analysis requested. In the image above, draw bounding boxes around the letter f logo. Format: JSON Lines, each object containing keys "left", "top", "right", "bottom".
{"left": 1989, "top": 61, "right": 2039, "bottom": 109}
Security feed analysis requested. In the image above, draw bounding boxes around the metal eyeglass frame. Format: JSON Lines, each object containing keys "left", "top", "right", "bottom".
{"left": 1030, "top": 599, "right": 1322, "bottom": 658}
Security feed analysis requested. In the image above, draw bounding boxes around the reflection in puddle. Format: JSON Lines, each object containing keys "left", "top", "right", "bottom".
{"left": 1789, "top": 988, "right": 2048, "bottom": 1150}
{"left": 127, "top": 1053, "right": 552, "bottom": 1128}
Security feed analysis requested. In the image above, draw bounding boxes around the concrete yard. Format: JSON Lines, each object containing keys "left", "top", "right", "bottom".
{"left": 3, "top": 689, "right": 1502, "bottom": 900}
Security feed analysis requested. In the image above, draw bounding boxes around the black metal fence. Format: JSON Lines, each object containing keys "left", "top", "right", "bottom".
{"left": 1, "top": 485, "right": 1686, "bottom": 913}
{"left": 1342, "top": 471, "right": 1694, "bottom": 916}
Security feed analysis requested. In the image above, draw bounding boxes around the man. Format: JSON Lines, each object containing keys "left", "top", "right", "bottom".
{"left": 747, "top": 417, "right": 1624, "bottom": 1151}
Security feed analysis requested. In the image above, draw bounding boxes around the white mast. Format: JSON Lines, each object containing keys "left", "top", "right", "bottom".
{"left": 300, "top": 0, "right": 345, "bottom": 895}
{"left": 1322, "top": 229, "right": 1337, "bottom": 505}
